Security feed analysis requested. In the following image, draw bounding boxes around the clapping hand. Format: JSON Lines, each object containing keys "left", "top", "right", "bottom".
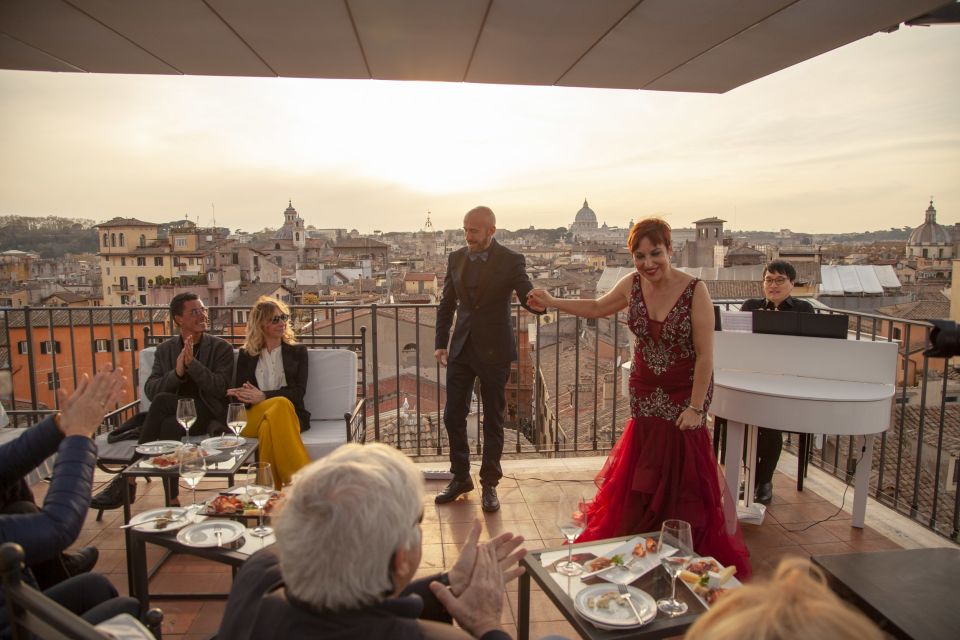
{"left": 57, "top": 366, "right": 126, "bottom": 438}
{"left": 431, "top": 527, "right": 514, "bottom": 638}
{"left": 447, "top": 519, "right": 527, "bottom": 595}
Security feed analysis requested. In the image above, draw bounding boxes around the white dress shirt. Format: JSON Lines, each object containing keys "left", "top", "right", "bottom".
{"left": 255, "top": 345, "right": 287, "bottom": 392}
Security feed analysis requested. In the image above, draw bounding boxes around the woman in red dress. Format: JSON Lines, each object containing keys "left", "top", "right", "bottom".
{"left": 528, "top": 218, "right": 751, "bottom": 579}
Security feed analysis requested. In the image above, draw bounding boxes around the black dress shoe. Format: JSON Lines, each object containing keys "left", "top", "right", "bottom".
{"left": 62, "top": 547, "right": 98, "bottom": 577}
{"left": 435, "top": 478, "right": 474, "bottom": 504}
{"left": 481, "top": 485, "right": 500, "bottom": 513}
{"left": 90, "top": 475, "right": 136, "bottom": 510}
{"left": 755, "top": 482, "right": 774, "bottom": 505}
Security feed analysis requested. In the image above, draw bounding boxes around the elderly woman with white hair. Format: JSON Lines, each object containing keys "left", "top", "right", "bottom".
{"left": 218, "top": 443, "right": 525, "bottom": 640}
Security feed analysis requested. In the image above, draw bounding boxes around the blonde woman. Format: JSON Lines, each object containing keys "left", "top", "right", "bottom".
{"left": 227, "top": 297, "right": 310, "bottom": 487}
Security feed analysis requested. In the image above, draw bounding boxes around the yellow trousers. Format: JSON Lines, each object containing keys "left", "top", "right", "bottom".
{"left": 241, "top": 397, "right": 310, "bottom": 488}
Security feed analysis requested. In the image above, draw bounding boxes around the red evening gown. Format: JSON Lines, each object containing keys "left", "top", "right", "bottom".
{"left": 578, "top": 274, "right": 752, "bottom": 579}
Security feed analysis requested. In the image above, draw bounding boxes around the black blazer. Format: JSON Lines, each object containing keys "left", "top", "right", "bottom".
{"left": 235, "top": 342, "right": 311, "bottom": 432}
{"left": 435, "top": 238, "right": 540, "bottom": 364}
{"left": 741, "top": 296, "right": 815, "bottom": 313}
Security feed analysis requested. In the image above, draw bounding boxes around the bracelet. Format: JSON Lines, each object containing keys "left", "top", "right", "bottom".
{"left": 687, "top": 405, "right": 706, "bottom": 417}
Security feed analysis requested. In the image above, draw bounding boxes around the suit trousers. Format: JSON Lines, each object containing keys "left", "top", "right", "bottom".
{"left": 756, "top": 427, "right": 783, "bottom": 486}
{"left": 443, "top": 339, "right": 511, "bottom": 487}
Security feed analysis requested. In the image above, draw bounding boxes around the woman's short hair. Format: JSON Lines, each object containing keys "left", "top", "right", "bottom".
{"left": 764, "top": 260, "right": 797, "bottom": 283}
{"left": 627, "top": 218, "right": 672, "bottom": 252}
{"left": 275, "top": 443, "right": 425, "bottom": 611}
{"left": 242, "top": 296, "right": 296, "bottom": 356}
{"left": 685, "top": 557, "right": 883, "bottom": 640}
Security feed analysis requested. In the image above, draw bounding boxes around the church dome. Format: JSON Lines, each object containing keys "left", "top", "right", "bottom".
{"left": 908, "top": 199, "right": 951, "bottom": 246}
{"left": 574, "top": 199, "right": 597, "bottom": 226}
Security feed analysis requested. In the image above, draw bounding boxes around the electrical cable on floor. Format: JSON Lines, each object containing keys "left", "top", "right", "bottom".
{"left": 780, "top": 445, "right": 863, "bottom": 534}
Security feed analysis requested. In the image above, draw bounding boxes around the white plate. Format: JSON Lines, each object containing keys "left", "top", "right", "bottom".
{"left": 135, "top": 440, "right": 181, "bottom": 456}
{"left": 176, "top": 520, "right": 245, "bottom": 548}
{"left": 574, "top": 583, "right": 657, "bottom": 629}
{"left": 580, "top": 536, "right": 677, "bottom": 585}
{"left": 127, "top": 507, "right": 192, "bottom": 533}
{"left": 681, "top": 556, "right": 743, "bottom": 608}
{"left": 201, "top": 436, "right": 246, "bottom": 450}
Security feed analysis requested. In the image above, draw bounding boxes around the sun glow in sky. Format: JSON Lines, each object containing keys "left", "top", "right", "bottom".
{"left": 0, "top": 24, "right": 957, "bottom": 234}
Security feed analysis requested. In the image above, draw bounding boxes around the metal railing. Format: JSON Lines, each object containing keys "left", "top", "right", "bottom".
{"left": 1, "top": 301, "right": 956, "bottom": 542}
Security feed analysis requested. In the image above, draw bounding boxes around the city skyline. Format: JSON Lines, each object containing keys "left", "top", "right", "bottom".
{"left": 0, "top": 22, "right": 957, "bottom": 235}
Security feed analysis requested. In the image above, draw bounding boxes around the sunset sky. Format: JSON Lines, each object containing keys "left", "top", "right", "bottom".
{"left": 0, "top": 23, "right": 957, "bottom": 235}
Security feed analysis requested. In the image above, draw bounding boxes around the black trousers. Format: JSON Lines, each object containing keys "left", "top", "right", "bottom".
{"left": 756, "top": 427, "right": 783, "bottom": 486}
{"left": 137, "top": 391, "right": 221, "bottom": 444}
{"left": 44, "top": 573, "right": 140, "bottom": 625}
{"left": 137, "top": 391, "right": 222, "bottom": 500}
{"left": 443, "top": 339, "right": 511, "bottom": 487}
{"left": 713, "top": 420, "right": 783, "bottom": 487}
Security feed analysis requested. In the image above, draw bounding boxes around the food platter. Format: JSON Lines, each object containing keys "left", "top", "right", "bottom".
{"left": 127, "top": 507, "right": 192, "bottom": 533}
{"left": 176, "top": 520, "right": 245, "bottom": 548}
{"left": 203, "top": 488, "right": 282, "bottom": 516}
{"left": 573, "top": 583, "right": 657, "bottom": 629}
{"left": 678, "top": 556, "right": 742, "bottom": 608}
{"left": 579, "top": 536, "right": 676, "bottom": 585}
{"left": 138, "top": 447, "right": 221, "bottom": 469}
{"left": 134, "top": 440, "right": 181, "bottom": 456}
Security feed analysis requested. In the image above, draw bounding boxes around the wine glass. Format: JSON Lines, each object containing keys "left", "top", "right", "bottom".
{"left": 179, "top": 444, "right": 206, "bottom": 511}
{"left": 244, "top": 462, "right": 274, "bottom": 538}
{"left": 226, "top": 402, "right": 247, "bottom": 447}
{"left": 656, "top": 519, "right": 694, "bottom": 616}
{"left": 176, "top": 398, "right": 197, "bottom": 439}
{"left": 555, "top": 490, "right": 588, "bottom": 576}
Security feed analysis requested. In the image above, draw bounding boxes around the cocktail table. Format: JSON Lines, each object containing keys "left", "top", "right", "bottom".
{"left": 518, "top": 535, "right": 706, "bottom": 640}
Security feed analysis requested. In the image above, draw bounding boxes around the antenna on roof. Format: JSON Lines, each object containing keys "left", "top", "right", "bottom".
{"left": 211, "top": 203, "right": 216, "bottom": 228}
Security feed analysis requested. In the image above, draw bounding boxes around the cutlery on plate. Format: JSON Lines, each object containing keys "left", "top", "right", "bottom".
{"left": 215, "top": 528, "right": 223, "bottom": 547}
{"left": 617, "top": 584, "right": 643, "bottom": 623}
{"left": 121, "top": 515, "right": 185, "bottom": 529}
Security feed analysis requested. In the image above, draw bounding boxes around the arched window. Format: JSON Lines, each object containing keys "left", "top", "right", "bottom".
{"left": 111, "top": 233, "right": 117, "bottom": 247}
{"left": 103, "top": 233, "right": 109, "bottom": 247}
{"left": 401, "top": 343, "right": 418, "bottom": 367}
{"left": 139, "top": 234, "right": 146, "bottom": 247}
{"left": 119, "top": 232, "right": 125, "bottom": 247}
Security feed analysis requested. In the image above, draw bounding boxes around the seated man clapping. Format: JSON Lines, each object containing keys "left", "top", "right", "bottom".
{"left": 218, "top": 442, "right": 525, "bottom": 640}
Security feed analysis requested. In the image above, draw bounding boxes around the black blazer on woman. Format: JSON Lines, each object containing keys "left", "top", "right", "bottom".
{"left": 235, "top": 342, "right": 311, "bottom": 432}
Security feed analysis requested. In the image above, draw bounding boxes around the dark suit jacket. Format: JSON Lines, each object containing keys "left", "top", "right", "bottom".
{"left": 235, "top": 342, "right": 311, "bottom": 432}
{"left": 435, "top": 238, "right": 540, "bottom": 364}
{"left": 218, "top": 548, "right": 510, "bottom": 640}
{"left": 741, "top": 296, "right": 815, "bottom": 313}
{"left": 144, "top": 332, "right": 234, "bottom": 422}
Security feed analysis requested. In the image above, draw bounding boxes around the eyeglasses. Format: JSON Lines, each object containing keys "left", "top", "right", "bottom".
{"left": 763, "top": 276, "right": 789, "bottom": 286}
{"left": 188, "top": 307, "right": 208, "bottom": 317}
{"left": 269, "top": 314, "right": 290, "bottom": 325}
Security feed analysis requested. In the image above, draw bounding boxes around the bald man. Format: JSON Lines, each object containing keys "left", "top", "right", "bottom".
{"left": 435, "top": 206, "right": 543, "bottom": 512}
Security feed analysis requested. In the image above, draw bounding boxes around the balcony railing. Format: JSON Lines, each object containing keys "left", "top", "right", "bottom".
{"left": 0, "top": 301, "right": 956, "bottom": 542}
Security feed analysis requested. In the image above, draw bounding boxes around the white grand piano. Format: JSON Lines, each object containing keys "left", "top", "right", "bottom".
{"left": 712, "top": 331, "right": 898, "bottom": 529}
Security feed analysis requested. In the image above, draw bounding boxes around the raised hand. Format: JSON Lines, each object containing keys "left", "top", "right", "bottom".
{"left": 57, "top": 366, "right": 126, "bottom": 438}
{"left": 430, "top": 541, "right": 504, "bottom": 638}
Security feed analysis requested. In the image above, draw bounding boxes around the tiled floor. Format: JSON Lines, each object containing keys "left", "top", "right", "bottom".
{"left": 33, "top": 457, "right": 906, "bottom": 639}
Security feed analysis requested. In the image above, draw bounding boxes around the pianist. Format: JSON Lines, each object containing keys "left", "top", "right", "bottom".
{"left": 740, "top": 260, "right": 814, "bottom": 505}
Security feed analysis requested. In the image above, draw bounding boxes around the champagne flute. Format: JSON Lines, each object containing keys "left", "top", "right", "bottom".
{"left": 176, "top": 398, "right": 197, "bottom": 439}
{"left": 179, "top": 444, "right": 206, "bottom": 512}
{"left": 244, "top": 462, "right": 274, "bottom": 538}
{"left": 226, "top": 402, "right": 247, "bottom": 447}
{"left": 656, "top": 519, "right": 694, "bottom": 616}
{"left": 555, "top": 490, "right": 588, "bottom": 576}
